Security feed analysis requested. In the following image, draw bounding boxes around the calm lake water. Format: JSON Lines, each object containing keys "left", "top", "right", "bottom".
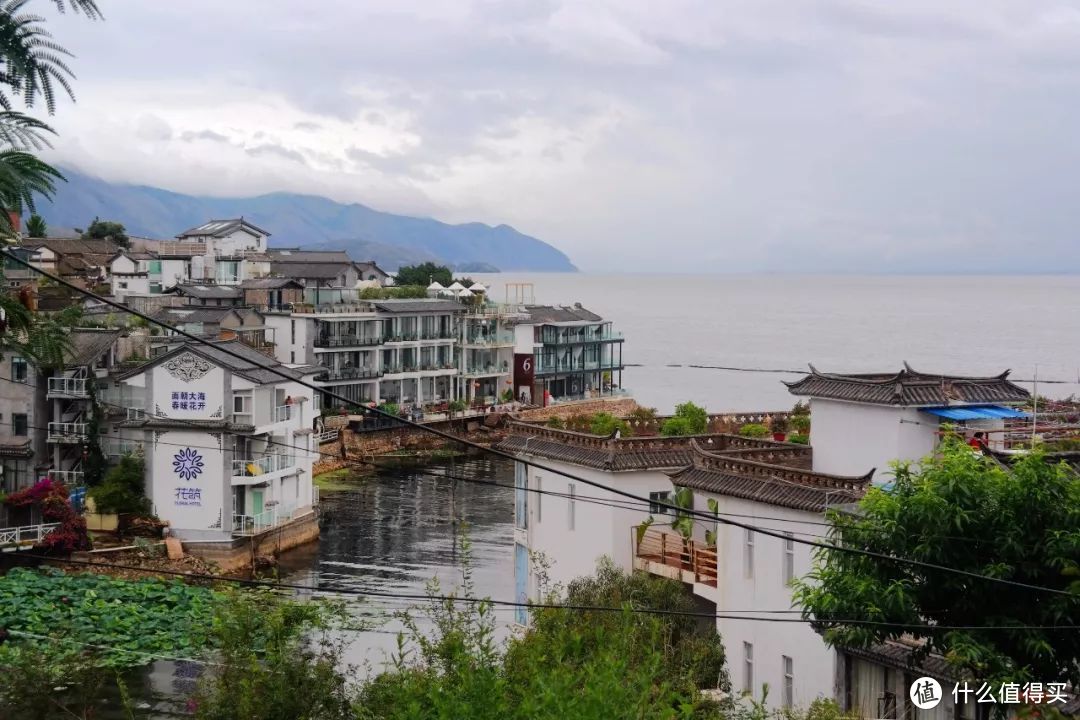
{"left": 474, "top": 273, "right": 1080, "bottom": 413}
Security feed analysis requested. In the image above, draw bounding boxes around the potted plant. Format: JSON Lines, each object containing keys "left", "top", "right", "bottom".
{"left": 770, "top": 415, "right": 789, "bottom": 441}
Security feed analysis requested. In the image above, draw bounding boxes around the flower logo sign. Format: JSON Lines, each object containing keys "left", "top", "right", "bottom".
{"left": 172, "top": 448, "right": 205, "bottom": 482}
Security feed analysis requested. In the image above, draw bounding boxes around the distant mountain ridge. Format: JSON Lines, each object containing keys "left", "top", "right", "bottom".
{"left": 34, "top": 168, "right": 576, "bottom": 271}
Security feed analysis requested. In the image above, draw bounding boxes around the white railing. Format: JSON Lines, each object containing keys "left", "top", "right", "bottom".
{"left": 126, "top": 408, "right": 146, "bottom": 421}
{"left": 105, "top": 439, "right": 142, "bottom": 457}
{"left": 272, "top": 404, "right": 293, "bottom": 423}
{"left": 232, "top": 503, "right": 297, "bottom": 535}
{"left": 316, "top": 429, "right": 339, "bottom": 443}
{"left": 232, "top": 454, "right": 295, "bottom": 478}
{"left": 48, "top": 422, "right": 88, "bottom": 442}
{"left": 47, "top": 377, "right": 88, "bottom": 397}
{"left": 0, "top": 523, "right": 60, "bottom": 547}
{"left": 47, "top": 469, "right": 84, "bottom": 485}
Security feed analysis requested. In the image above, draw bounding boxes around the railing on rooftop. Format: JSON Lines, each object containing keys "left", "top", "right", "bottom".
{"left": 464, "top": 331, "right": 515, "bottom": 346}
{"left": 633, "top": 527, "right": 717, "bottom": 588}
{"left": 47, "top": 422, "right": 88, "bottom": 443}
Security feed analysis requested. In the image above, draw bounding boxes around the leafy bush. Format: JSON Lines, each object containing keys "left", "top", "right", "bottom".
{"left": 89, "top": 453, "right": 150, "bottom": 515}
{"left": 791, "top": 415, "right": 811, "bottom": 433}
{"left": 739, "top": 423, "right": 769, "bottom": 438}
{"left": 589, "top": 411, "right": 630, "bottom": 437}
{"left": 546, "top": 416, "right": 564, "bottom": 429}
{"left": 792, "top": 400, "right": 810, "bottom": 416}
{"left": 359, "top": 285, "right": 428, "bottom": 300}
{"left": 770, "top": 415, "right": 789, "bottom": 433}
{"left": 4, "top": 478, "right": 91, "bottom": 552}
{"left": 629, "top": 406, "right": 658, "bottom": 423}
{"left": 448, "top": 399, "right": 467, "bottom": 413}
{"left": 788, "top": 434, "right": 810, "bottom": 445}
{"left": 377, "top": 403, "right": 399, "bottom": 417}
{"left": 661, "top": 401, "right": 709, "bottom": 436}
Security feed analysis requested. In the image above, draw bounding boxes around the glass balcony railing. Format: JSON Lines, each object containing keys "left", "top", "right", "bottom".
{"left": 47, "top": 377, "right": 89, "bottom": 398}
{"left": 232, "top": 454, "right": 295, "bottom": 478}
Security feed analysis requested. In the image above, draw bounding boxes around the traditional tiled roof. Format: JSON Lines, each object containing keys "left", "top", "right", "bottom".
{"left": 495, "top": 422, "right": 811, "bottom": 472}
{"left": 176, "top": 218, "right": 270, "bottom": 238}
{"left": 170, "top": 283, "right": 243, "bottom": 300}
{"left": 842, "top": 638, "right": 955, "bottom": 681}
{"left": 523, "top": 304, "right": 603, "bottom": 324}
{"left": 64, "top": 329, "right": 121, "bottom": 367}
{"left": 117, "top": 339, "right": 310, "bottom": 385}
{"left": 268, "top": 249, "right": 351, "bottom": 263}
{"left": 784, "top": 363, "right": 1030, "bottom": 407}
{"left": 240, "top": 277, "right": 304, "bottom": 290}
{"left": 269, "top": 262, "right": 351, "bottom": 280}
{"left": 371, "top": 299, "right": 464, "bottom": 314}
{"left": 0, "top": 440, "right": 32, "bottom": 458}
{"left": 668, "top": 441, "right": 871, "bottom": 512}
{"left": 22, "top": 238, "right": 120, "bottom": 256}
{"left": 156, "top": 307, "right": 240, "bottom": 325}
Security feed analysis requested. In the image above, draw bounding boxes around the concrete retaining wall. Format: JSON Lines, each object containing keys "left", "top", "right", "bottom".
{"left": 183, "top": 510, "right": 320, "bottom": 573}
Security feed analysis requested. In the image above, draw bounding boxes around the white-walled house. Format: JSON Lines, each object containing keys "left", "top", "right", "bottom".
{"left": 496, "top": 423, "right": 872, "bottom": 708}
{"left": 785, "top": 364, "right": 1030, "bottom": 481}
{"left": 113, "top": 340, "right": 323, "bottom": 540}
{"left": 175, "top": 218, "right": 270, "bottom": 285}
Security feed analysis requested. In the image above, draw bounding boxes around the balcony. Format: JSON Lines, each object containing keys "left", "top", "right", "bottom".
{"left": 464, "top": 364, "right": 511, "bottom": 378}
{"left": 463, "top": 331, "right": 515, "bottom": 347}
{"left": 419, "top": 330, "right": 455, "bottom": 341}
{"left": 47, "top": 422, "right": 88, "bottom": 443}
{"left": 316, "top": 335, "right": 381, "bottom": 348}
{"left": 382, "top": 332, "right": 420, "bottom": 343}
{"left": 632, "top": 528, "right": 717, "bottom": 588}
{"left": 541, "top": 331, "right": 624, "bottom": 345}
{"left": 272, "top": 404, "right": 293, "bottom": 423}
{"left": 317, "top": 367, "right": 382, "bottom": 382}
{"left": 104, "top": 439, "right": 142, "bottom": 458}
{"left": 232, "top": 501, "right": 314, "bottom": 536}
{"left": 47, "top": 377, "right": 89, "bottom": 399}
{"left": 47, "top": 469, "right": 84, "bottom": 486}
{"left": 535, "top": 359, "right": 624, "bottom": 375}
{"left": 232, "top": 454, "right": 295, "bottom": 479}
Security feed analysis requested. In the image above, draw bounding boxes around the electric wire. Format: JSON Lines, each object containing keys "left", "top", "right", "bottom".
{"left": 4, "top": 251, "right": 1079, "bottom": 600}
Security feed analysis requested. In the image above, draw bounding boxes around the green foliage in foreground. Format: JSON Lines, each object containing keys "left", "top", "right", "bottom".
{"left": 795, "top": 437, "right": 1080, "bottom": 688}
{"left": 0, "top": 568, "right": 220, "bottom": 667}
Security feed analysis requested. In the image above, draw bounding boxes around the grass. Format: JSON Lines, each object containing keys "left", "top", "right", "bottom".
{"left": 313, "top": 467, "right": 368, "bottom": 490}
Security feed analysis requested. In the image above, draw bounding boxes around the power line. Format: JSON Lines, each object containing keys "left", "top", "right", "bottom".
{"left": 4, "top": 252, "right": 1078, "bottom": 600}
{"left": 14, "top": 553, "right": 1080, "bottom": 631}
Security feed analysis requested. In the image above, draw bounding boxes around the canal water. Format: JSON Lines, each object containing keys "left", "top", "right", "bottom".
{"left": 276, "top": 456, "right": 517, "bottom": 669}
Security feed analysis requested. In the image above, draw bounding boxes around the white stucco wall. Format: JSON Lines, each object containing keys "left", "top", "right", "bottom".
{"left": 519, "top": 459, "right": 670, "bottom": 594}
{"left": 209, "top": 229, "right": 266, "bottom": 256}
{"left": 710, "top": 494, "right": 837, "bottom": 708}
{"left": 160, "top": 258, "right": 190, "bottom": 287}
{"left": 148, "top": 428, "right": 228, "bottom": 533}
{"left": 514, "top": 324, "right": 536, "bottom": 355}
{"left": 809, "top": 399, "right": 936, "bottom": 482}
{"left": 264, "top": 314, "right": 312, "bottom": 366}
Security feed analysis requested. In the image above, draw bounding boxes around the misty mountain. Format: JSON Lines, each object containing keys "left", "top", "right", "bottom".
{"left": 34, "top": 168, "right": 576, "bottom": 271}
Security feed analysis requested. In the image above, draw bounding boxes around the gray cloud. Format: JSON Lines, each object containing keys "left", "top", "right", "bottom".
{"left": 40, "top": 0, "right": 1080, "bottom": 272}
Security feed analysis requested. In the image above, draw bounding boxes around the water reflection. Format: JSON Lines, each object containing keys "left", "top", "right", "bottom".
{"left": 276, "top": 456, "right": 516, "bottom": 670}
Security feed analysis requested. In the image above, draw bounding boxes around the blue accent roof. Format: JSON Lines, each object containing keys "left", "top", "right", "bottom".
{"left": 920, "top": 405, "right": 1029, "bottom": 421}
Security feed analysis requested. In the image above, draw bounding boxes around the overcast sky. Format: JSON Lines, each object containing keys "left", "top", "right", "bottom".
{"left": 40, "top": 1, "right": 1080, "bottom": 272}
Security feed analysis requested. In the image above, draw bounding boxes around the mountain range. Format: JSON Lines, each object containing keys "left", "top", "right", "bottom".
{"left": 33, "top": 168, "right": 576, "bottom": 272}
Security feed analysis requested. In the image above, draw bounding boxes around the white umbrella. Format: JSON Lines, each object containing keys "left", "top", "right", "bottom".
{"left": 468, "top": 282, "right": 487, "bottom": 292}
{"left": 447, "top": 281, "right": 466, "bottom": 291}
{"left": 457, "top": 288, "right": 473, "bottom": 297}
{"left": 427, "top": 281, "right": 445, "bottom": 291}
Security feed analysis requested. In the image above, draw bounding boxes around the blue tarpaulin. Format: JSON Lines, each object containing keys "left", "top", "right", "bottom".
{"left": 921, "top": 405, "right": 1029, "bottom": 421}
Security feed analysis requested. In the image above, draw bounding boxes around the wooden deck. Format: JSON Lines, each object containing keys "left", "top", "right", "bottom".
{"left": 633, "top": 527, "right": 718, "bottom": 587}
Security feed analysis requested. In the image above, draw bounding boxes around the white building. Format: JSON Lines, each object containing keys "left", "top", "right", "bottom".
{"left": 498, "top": 422, "right": 873, "bottom": 708}
{"left": 175, "top": 218, "right": 271, "bottom": 286}
{"left": 456, "top": 303, "right": 526, "bottom": 406}
{"left": 785, "top": 364, "right": 1030, "bottom": 481}
{"left": 109, "top": 250, "right": 155, "bottom": 299}
{"left": 113, "top": 340, "right": 322, "bottom": 540}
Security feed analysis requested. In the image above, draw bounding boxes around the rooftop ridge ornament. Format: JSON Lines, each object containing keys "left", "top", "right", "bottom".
{"left": 163, "top": 352, "right": 212, "bottom": 383}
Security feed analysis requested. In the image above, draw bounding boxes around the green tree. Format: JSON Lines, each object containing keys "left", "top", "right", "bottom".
{"left": 82, "top": 216, "right": 128, "bottom": 247}
{"left": 661, "top": 401, "right": 709, "bottom": 436}
{"left": 88, "top": 451, "right": 149, "bottom": 514}
{"left": 588, "top": 411, "right": 630, "bottom": 437}
{"left": 80, "top": 377, "right": 107, "bottom": 487}
{"left": 395, "top": 262, "right": 452, "bottom": 287}
{"left": 23, "top": 212, "right": 43, "bottom": 236}
{"left": 794, "top": 437, "right": 1080, "bottom": 688}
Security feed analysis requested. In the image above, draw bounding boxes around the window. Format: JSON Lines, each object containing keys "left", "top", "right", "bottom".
{"left": 313, "top": 393, "right": 321, "bottom": 412}
{"left": 148, "top": 260, "right": 162, "bottom": 274}
{"left": 514, "top": 462, "right": 528, "bottom": 530}
{"left": 649, "top": 490, "right": 671, "bottom": 515}
{"left": 233, "top": 395, "right": 249, "bottom": 414}
{"left": 118, "top": 281, "right": 128, "bottom": 290}
{"left": 744, "top": 528, "right": 755, "bottom": 578}
{"left": 535, "top": 475, "right": 542, "bottom": 523}
{"left": 291, "top": 351, "right": 295, "bottom": 364}
{"left": 567, "top": 483, "right": 576, "bottom": 531}
{"left": 11, "top": 356, "right": 27, "bottom": 383}
{"left": 783, "top": 532, "right": 795, "bottom": 585}
{"left": 291, "top": 320, "right": 296, "bottom": 344}
{"left": 782, "top": 656, "right": 793, "bottom": 707}
{"left": 11, "top": 413, "right": 27, "bottom": 436}
{"left": 743, "top": 642, "right": 754, "bottom": 693}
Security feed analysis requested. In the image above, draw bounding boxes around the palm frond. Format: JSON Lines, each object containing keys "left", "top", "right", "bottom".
{"left": 0, "top": 149, "right": 63, "bottom": 213}
{"left": 0, "top": 0, "right": 76, "bottom": 114}
{"left": 0, "top": 109, "right": 52, "bottom": 149}
{"left": 50, "top": 0, "right": 101, "bottom": 20}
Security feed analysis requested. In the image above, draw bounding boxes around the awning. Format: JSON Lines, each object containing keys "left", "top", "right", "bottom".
{"left": 921, "top": 405, "right": 1029, "bottom": 421}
